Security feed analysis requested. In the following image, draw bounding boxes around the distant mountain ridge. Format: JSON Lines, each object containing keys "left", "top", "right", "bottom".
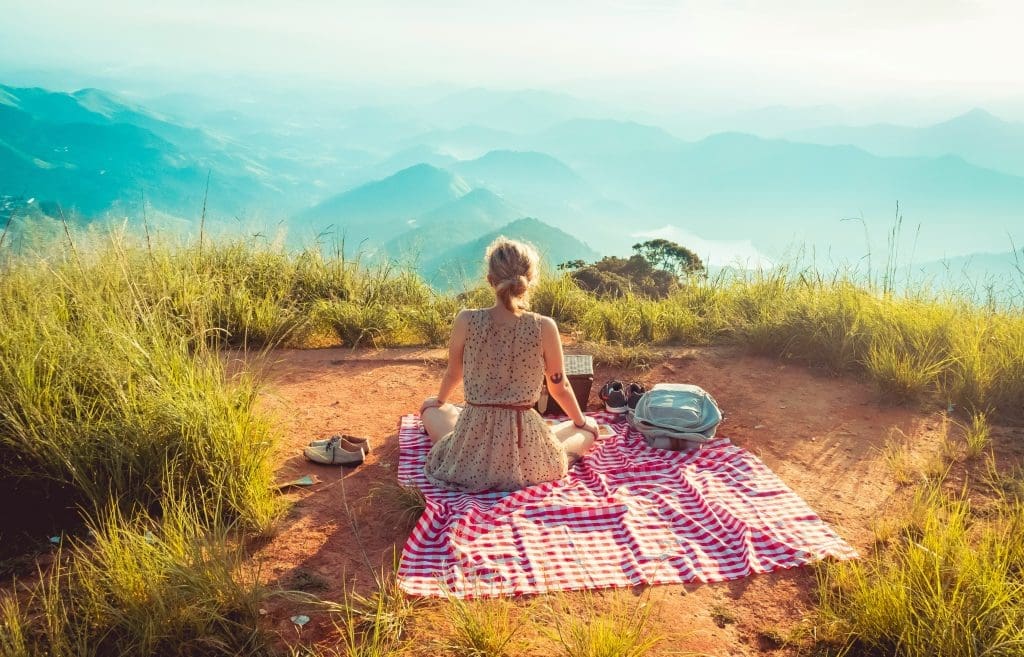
{"left": 290, "top": 163, "right": 597, "bottom": 286}
{"left": 5, "top": 81, "right": 1024, "bottom": 271}
{"left": 293, "top": 163, "right": 473, "bottom": 246}
{"left": 383, "top": 188, "right": 523, "bottom": 259}
{"left": 786, "top": 109, "right": 1024, "bottom": 177}
{"left": 421, "top": 216, "right": 599, "bottom": 289}
{"left": 291, "top": 107, "right": 1024, "bottom": 264}
{"left": 451, "top": 149, "right": 595, "bottom": 214}
{"left": 0, "top": 83, "right": 279, "bottom": 218}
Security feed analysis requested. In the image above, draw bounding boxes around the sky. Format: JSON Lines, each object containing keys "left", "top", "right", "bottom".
{"left": 2, "top": 0, "right": 1023, "bottom": 117}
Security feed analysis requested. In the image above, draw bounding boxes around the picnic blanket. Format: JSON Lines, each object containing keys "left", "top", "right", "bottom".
{"left": 397, "top": 411, "right": 857, "bottom": 598}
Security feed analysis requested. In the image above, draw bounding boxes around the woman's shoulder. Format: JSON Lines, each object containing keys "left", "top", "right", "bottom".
{"left": 452, "top": 308, "right": 479, "bottom": 329}
{"left": 525, "top": 310, "right": 556, "bottom": 330}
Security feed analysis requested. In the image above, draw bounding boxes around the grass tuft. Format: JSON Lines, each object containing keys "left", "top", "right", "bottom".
{"left": 709, "top": 604, "right": 737, "bottom": 628}
{"left": 577, "top": 340, "right": 661, "bottom": 371}
{"left": 543, "top": 592, "right": 662, "bottom": 657}
{"left": 442, "top": 597, "right": 522, "bottom": 657}
{"left": 960, "top": 410, "right": 992, "bottom": 461}
{"left": 369, "top": 481, "right": 427, "bottom": 530}
{"left": 331, "top": 567, "right": 417, "bottom": 657}
{"left": 0, "top": 499, "right": 269, "bottom": 657}
{"left": 879, "top": 430, "right": 914, "bottom": 486}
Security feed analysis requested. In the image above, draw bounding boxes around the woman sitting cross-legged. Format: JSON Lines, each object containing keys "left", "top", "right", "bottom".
{"left": 419, "top": 236, "right": 600, "bottom": 493}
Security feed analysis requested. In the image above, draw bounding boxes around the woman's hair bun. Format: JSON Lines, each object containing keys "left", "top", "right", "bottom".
{"left": 485, "top": 238, "right": 540, "bottom": 312}
{"left": 508, "top": 275, "right": 528, "bottom": 297}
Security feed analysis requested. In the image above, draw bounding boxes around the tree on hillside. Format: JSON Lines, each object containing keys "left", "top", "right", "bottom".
{"left": 560, "top": 254, "right": 675, "bottom": 298}
{"left": 632, "top": 239, "right": 704, "bottom": 276}
{"left": 559, "top": 238, "right": 704, "bottom": 299}
{"left": 557, "top": 259, "right": 587, "bottom": 271}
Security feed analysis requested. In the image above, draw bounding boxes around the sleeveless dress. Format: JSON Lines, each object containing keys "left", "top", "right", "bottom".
{"left": 423, "top": 309, "right": 569, "bottom": 492}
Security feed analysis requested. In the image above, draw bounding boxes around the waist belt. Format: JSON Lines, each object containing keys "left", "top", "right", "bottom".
{"left": 466, "top": 402, "right": 534, "bottom": 448}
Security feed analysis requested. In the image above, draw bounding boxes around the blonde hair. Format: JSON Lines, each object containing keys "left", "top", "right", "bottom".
{"left": 485, "top": 236, "right": 540, "bottom": 313}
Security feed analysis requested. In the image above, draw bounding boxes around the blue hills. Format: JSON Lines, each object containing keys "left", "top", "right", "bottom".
{"left": 294, "top": 163, "right": 473, "bottom": 245}
{"left": 786, "top": 108, "right": 1024, "bottom": 178}
{"left": 420, "top": 216, "right": 600, "bottom": 289}
{"left": 383, "top": 188, "right": 524, "bottom": 259}
{"left": 3, "top": 82, "right": 1023, "bottom": 271}
{"left": 0, "top": 84, "right": 280, "bottom": 218}
{"left": 293, "top": 164, "right": 599, "bottom": 279}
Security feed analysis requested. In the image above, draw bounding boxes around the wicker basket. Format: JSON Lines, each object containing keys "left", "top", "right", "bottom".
{"left": 535, "top": 354, "right": 594, "bottom": 416}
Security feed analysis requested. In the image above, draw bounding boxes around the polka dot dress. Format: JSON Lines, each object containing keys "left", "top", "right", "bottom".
{"left": 424, "top": 308, "right": 569, "bottom": 492}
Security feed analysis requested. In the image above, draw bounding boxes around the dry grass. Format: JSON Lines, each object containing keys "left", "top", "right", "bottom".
{"left": 542, "top": 591, "right": 664, "bottom": 657}
{"left": 815, "top": 482, "right": 1024, "bottom": 657}
{"left": 960, "top": 411, "right": 993, "bottom": 461}
{"left": 441, "top": 597, "right": 523, "bottom": 657}
{"left": 368, "top": 481, "right": 427, "bottom": 530}
{"left": 2, "top": 227, "right": 1024, "bottom": 656}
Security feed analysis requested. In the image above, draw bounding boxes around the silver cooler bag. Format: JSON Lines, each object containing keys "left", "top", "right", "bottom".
{"left": 628, "top": 383, "right": 723, "bottom": 451}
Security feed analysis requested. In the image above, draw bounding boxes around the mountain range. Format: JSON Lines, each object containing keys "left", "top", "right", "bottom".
{"left": 294, "top": 163, "right": 473, "bottom": 246}
{"left": 383, "top": 188, "right": 524, "bottom": 260}
{"left": 3, "top": 82, "right": 1023, "bottom": 281}
{"left": 786, "top": 109, "right": 1024, "bottom": 177}
{"left": 0, "top": 84, "right": 286, "bottom": 218}
{"left": 422, "top": 217, "right": 599, "bottom": 288}
{"left": 292, "top": 164, "right": 599, "bottom": 285}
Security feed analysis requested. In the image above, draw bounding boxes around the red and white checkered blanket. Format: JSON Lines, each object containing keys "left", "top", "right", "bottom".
{"left": 397, "top": 412, "right": 857, "bottom": 598}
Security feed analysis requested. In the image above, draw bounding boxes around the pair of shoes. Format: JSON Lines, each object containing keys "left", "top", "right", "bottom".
{"left": 309, "top": 434, "right": 371, "bottom": 453}
{"left": 599, "top": 380, "right": 646, "bottom": 414}
{"left": 303, "top": 435, "right": 368, "bottom": 466}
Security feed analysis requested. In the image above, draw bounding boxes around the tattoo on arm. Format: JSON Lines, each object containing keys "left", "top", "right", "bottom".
{"left": 551, "top": 372, "right": 563, "bottom": 384}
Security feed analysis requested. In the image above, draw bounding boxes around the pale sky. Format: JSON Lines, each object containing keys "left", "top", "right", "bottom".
{"left": 2, "top": 0, "right": 1023, "bottom": 112}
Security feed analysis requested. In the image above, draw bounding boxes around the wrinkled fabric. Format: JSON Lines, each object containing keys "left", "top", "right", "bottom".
{"left": 401, "top": 412, "right": 859, "bottom": 598}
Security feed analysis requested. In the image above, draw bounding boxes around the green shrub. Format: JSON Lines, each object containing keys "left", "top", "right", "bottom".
{"left": 532, "top": 274, "right": 593, "bottom": 326}
{"left": 405, "top": 297, "right": 460, "bottom": 347}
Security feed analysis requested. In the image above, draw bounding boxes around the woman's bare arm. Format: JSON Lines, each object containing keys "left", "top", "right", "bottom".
{"left": 539, "top": 316, "right": 595, "bottom": 431}
{"left": 422, "top": 309, "right": 470, "bottom": 411}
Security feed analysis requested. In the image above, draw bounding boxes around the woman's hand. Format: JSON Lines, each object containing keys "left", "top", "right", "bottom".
{"left": 576, "top": 416, "right": 600, "bottom": 437}
{"left": 419, "top": 396, "right": 445, "bottom": 415}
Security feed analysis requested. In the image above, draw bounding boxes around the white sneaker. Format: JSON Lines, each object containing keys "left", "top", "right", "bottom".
{"left": 303, "top": 436, "right": 365, "bottom": 465}
{"left": 309, "top": 434, "right": 371, "bottom": 453}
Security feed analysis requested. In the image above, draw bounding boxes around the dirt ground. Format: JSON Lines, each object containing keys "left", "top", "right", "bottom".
{"left": 240, "top": 343, "right": 1024, "bottom": 656}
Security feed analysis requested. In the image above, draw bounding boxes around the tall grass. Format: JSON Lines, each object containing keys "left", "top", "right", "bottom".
{"left": 0, "top": 237, "right": 281, "bottom": 534}
{"left": 816, "top": 484, "right": 1024, "bottom": 656}
{"left": 2, "top": 225, "right": 1024, "bottom": 656}
{"left": 536, "top": 267, "right": 1024, "bottom": 418}
{"left": 0, "top": 499, "right": 269, "bottom": 657}
{"left": 0, "top": 229, "right": 288, "bottom": 655}
{"left": 13, "top": 228, "right": 1013, "bottom": 416}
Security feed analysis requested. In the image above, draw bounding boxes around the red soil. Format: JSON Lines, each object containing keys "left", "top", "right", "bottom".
{"left": 240, "top": 343, "right": 1024, "bottom": 655}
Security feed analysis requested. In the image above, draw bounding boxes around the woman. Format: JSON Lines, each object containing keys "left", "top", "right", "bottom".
{"left": 419, "top": 237, "right": 600, "bottom": 493}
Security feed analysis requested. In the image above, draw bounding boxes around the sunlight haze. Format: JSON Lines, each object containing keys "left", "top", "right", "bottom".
{"left": 3, "top": 0, "right": 1023, "bottom": 117}
{"left": 3, "top": 0, "right": 1023, "bottom": 285}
